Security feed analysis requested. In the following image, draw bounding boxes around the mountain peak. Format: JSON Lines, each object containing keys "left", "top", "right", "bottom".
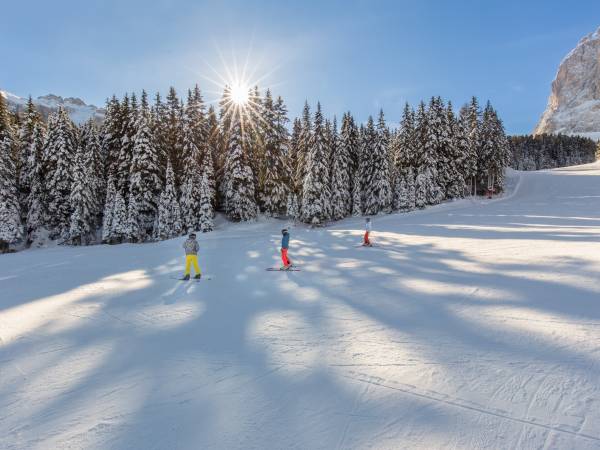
{"left": 1, "top": 90, "right": 105, "bottom": 125}
{"left": 534, "top": 26, "right": 600, "bottom": 140}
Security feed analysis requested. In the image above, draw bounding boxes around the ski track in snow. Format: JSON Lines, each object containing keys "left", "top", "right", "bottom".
{"left": 2, "top": 164, "right": 600, "bottom": 449}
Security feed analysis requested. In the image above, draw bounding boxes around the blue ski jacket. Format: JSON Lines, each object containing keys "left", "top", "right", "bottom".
{"left": 281, "top": 232, "right": 290, "bottom": 249}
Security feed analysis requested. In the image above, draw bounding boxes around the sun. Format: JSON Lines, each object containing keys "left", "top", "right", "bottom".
{"left": 230, "top": 82, "right": 249, "bottom": 106}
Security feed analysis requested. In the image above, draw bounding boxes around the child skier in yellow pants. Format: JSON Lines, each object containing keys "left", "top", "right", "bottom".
{"left": 182, "top": 233, "right": 201, "bottom": 280}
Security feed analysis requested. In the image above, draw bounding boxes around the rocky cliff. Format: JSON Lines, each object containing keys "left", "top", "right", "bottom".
{"left": 534, "top": 27, "right": 600, "bottom": 140}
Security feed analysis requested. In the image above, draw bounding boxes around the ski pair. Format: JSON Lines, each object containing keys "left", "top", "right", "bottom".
{"left": 170, "top": 275, "right": 210, "bottom": 281}
{"left": 266, "top": 266, "right": 301, "bottom": 271}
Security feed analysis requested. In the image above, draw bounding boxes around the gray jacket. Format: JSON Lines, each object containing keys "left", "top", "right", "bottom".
{"left": 183, "top": 238, "right": 199, "bottom": 255}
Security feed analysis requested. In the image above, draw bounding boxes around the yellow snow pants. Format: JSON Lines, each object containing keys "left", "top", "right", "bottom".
{"left": 184, "top": 255, "right": 201, "bottom": 276}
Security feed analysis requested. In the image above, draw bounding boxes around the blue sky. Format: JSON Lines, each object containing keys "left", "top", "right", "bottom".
{"left": 1, "top": 0, "right": 599, "bottom": 134}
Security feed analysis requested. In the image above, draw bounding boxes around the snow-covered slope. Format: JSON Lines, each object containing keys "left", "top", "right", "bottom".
{"left": 2, "top": 165, "right": 600, "bottom": 449}
{"left": 534, "top": 27, "right": 600, "bottom": 139}
{"left": 0, "top": 90, "right": 105, "bottom": 125}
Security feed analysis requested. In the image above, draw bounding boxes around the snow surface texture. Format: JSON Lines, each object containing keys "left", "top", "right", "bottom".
{"left": 0, "top": 90, "right": 105, "bottom": 125}
{"left": 2, "top": 165, "right": 600, "bottom": 449}
{"left": 534, "top": 26, "right": 600, "bottom": 139}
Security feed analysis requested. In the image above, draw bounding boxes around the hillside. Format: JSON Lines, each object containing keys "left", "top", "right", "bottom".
{"left": 1, "top": 165, "right": 600, "bottom": 449}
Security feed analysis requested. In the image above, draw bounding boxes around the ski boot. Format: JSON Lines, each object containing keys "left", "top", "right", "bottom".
{"left": 182, "top": 274, "right": 190, "bottom": 281}
{"left": 194, "top": 273, "right": 202, "bottom": 280}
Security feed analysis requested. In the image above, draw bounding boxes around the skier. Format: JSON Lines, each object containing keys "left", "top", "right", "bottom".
{"left": 182, "top": 233, "right": 202, "bottom": 280}
{"left": 281, "top": 228, "right": 292, "bottom": 270}
{"left": 363, "top": 217, "right": 372, "bottom": 246}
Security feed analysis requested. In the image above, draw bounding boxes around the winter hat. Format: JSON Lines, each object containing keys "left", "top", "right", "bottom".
{"left": 281, "top": 228, "right": 288, "bottom": 234}
{"left": 189, "top": 233, "right": 197, "bottom": 239}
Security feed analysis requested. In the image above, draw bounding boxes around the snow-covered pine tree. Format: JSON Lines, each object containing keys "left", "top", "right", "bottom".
{"left": 352, "top": 123, "right": 368, "bottom": 216}
{"left": 288, "top": 117, "right": 302, "bottom": 197}
{"left": 17, "top": 97, "right": 43, "bottom": 220}
{"left": 115, "top": 94, "right": 134, "bottom": 196}
{"left": 491, "top": 107, "right": 510, "bottom": 190}
{"left": 100, "top": 96, "right": 122, "bottom": 182}
{"left": 223, "top": 101, "right": 258, "bottom": 221}
{"left": 415, "top": 100, "right": 443, "bottom": 206}
{"left": 156, "top": 160, "right": 183, "bottom": 240}
{"left": 246, "top": 86, "right": 263, "bottom": 193}
{"left": 101, "top": 177, "right": 117, "bottom": 243}
{"left": 260, "top": 90, "right": 289, "bottom": 217}
{"left": 79, "top": 120, "right": 105, "bottom": 225}
{"left": 42, "top": 107, "right": 76, "bottom": 239}
{"left": 25, "top": 122, "right": 46, "bottom": 243}
{"left": 165, "top": 87, "right": 185, "bottom": 185}
{"left": 179, "top": 86, "right": 207, "bottom": 232}
{"left": 201, "top": 130, "right": 217, "bottom": 215}
{"left": 345, "top": 114, "right": 360, "bottom": 179}
{"left": 324, "top": 117, "right": 334, "bottom": 179}
{"left": 295, "top": 101, "right": 312, "bottom": 204}
{"left": 362, "top": 112, "right": 392, "bottom": 215}
{"left": 0, "top": 93, "right": 22, "bottom": 250}
{"left": 68, "top": 145, "right": 95, "bottom": 245}
{"left": 217, "top": 86, "right": 233, "bottom": 204}
{"left": 330, "top": 112, "right": 354, "bottom": 220}
{"left": 300, "top": 102, "right": 331, "bottom": 225}
{"left": 392, "top": 103, "right": 416, "bottom": 210}
{"left": 414, "top": 102, "right": 429, "bottom": 209}
{"left": 456, "top": 105, "right": 474, "bottom": 195}
{"left": 426, "top": 97, "right": 449, "bottom": 202}
{"left": 205, "top": 105, "right": 220, "bottom": 207}
{"left": 480, "top": 101, "right": 510, "bottom": 192}
{"left": 413, "top": 102, "right": 427, "bottom": 169}
{"left": 324, "top": 117, "right": 337, "bottom": 219}
{"left": 274, "top": 96, "right": 290, "bottom": 168}
{"left": 444, "top": 102, "right": 467, "bottom": 199}
{"left": 129, "top": 90, "right": 161, "bottom": 238}
{"left": 151, "top": 92, "right": 168, "bottom": 180}
{"left": 392, "top": 105, "right": 417, "bottom": 212}
{"left": 432, "top": 97, "right": 452, "bottom": 198}
{"left": 464, "top": 97, "right": 481, "bottom": 195}
{"left": 0, "top": 136, "right": 22, "bottom": 250}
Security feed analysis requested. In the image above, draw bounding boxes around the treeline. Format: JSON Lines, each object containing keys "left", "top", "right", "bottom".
{"left": 0, "top": 87, "right": 510, "bottom": 250}
{"left": 509, "top": 134, "right": 597, "bottom": 170}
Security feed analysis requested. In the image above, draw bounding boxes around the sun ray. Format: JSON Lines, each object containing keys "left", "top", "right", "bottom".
{"left": 180, "top": 40, "right": 289, "bottom": 146}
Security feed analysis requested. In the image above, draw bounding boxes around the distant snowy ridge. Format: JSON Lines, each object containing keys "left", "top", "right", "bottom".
{"left": 534, "top": 26, "right": 600, "bottom": 139}
{"left": 0, "top": 90, "right": 105, "bottom": 125}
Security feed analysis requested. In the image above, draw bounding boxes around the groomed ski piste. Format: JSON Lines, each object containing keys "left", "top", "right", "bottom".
{"left": 2, "top": 163, "right": 600, "bottom": 449}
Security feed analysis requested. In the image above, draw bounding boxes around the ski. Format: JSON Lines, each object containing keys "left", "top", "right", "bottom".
{"left": 169, "top": 275, "right": 212, "bottom": 281}
{"left": 266, "top": 267, "right": 301, "bottom": 271}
